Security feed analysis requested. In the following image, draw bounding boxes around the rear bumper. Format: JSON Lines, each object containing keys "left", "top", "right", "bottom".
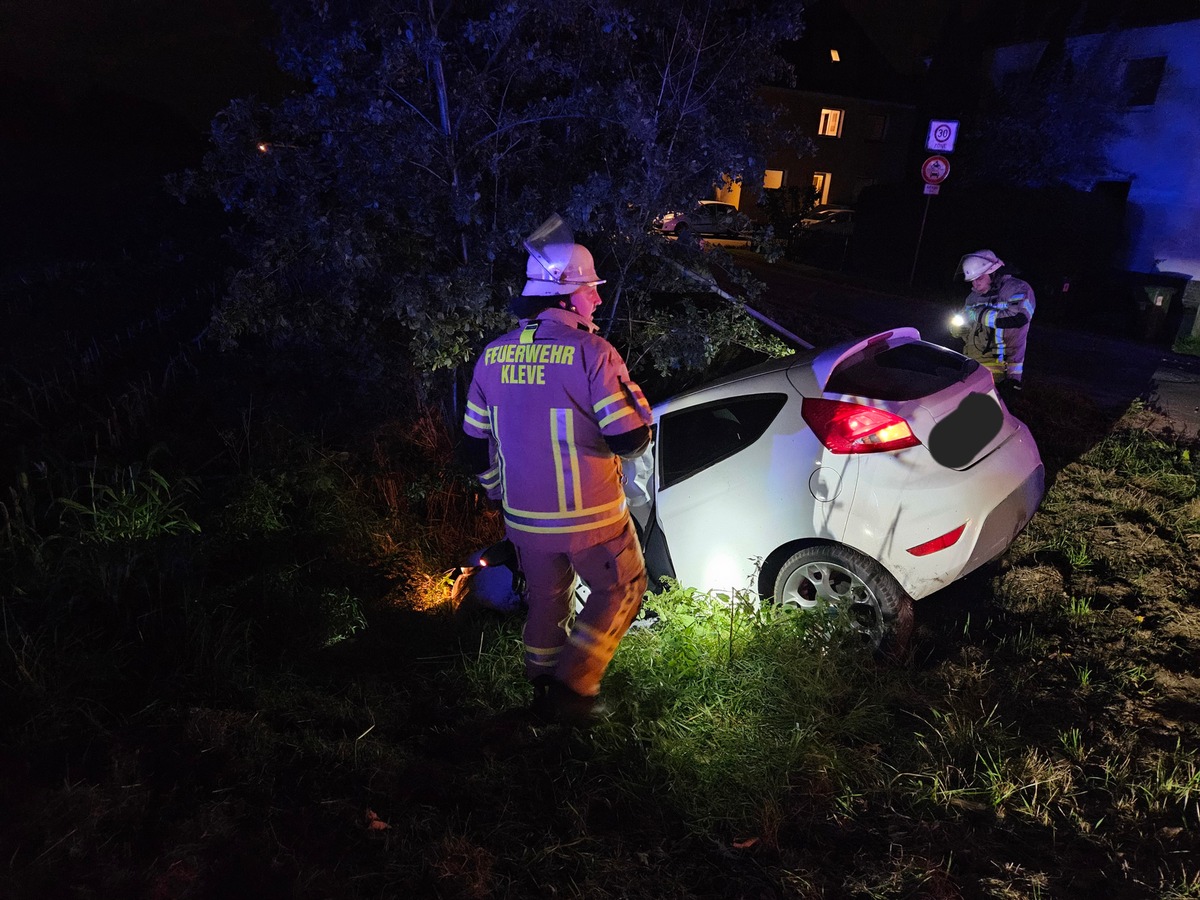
{"left": 962, "top": 464, "right": 1044, "bottom": 574}
{"left": 841, "top": 422, "right": 1045, "bottom": 599}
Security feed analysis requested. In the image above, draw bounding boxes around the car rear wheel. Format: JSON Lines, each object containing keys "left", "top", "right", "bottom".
{"left": 771, "top": 544, "right": 913, "bottom": 658}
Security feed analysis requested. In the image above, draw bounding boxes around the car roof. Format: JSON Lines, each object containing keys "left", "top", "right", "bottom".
{"left": 654, "top": 351, "right": 807, "bottom": 410}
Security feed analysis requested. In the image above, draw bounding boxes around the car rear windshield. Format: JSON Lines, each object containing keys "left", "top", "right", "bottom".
{"left": 825, "top": 340, "right": 978, "bottom": 401}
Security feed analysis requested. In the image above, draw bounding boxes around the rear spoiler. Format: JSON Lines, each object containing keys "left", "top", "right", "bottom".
{"left": 810, "top": 328, "right": 922, "bottom": 392}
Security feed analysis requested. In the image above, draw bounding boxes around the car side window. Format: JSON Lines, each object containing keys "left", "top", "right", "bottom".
{"left": 657, "top": 394, "right": 788, "bottom": 489}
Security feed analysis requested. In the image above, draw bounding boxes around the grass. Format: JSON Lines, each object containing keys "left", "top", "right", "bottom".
{"left": 1175, "top": 334, "right": 1200, "bottom": 357}
{"left": 2, "top": 265, "right": 1200, "bottom": 897}
{"left": 1173, "top": 308, "right": 1200, "bottom": 357}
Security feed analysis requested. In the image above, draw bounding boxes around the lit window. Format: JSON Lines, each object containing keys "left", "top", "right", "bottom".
{"left": 865, "top": 114, "right": 888, "bottom": 141}
{"left": 763, "top": 169, "right": 784, "bottom": 190}
{"left": 830, "top": 49, "right": 841, "bottom": 62}
{"left": 1123, "top": 56, "right": 1166, "bottom": 106}
{"left": 818, "top": 108, "right": 843, "bottom": 138}
{"left": 812, "top": 172, "right": 830, "bottom": 206}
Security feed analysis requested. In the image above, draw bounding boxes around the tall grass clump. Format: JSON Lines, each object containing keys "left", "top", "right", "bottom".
{"left": 200, "top": 424, "right": 400, "bottom": 659}
{"left": 460, "top": 582, "right": 899, "bottom": 845}
{"left": 1086, "top": 424, "right": 1198, "bottom": 485}
{"left": 0, "top": 455, "right": 220, "bottom": 769}
{"left": 622, "top": 591, "right": 895, "bottom": 841}
{"left": 1, "top": 456, "right": 202, "bottom": 626}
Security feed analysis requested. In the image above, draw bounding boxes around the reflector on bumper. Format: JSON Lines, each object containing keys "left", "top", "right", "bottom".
{"left": 906, "top": 523, "right": 967, "bottom": 557}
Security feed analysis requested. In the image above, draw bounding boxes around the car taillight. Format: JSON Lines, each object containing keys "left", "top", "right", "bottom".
{"left": 801, "top": 397, "right": 920, "bottom": 454}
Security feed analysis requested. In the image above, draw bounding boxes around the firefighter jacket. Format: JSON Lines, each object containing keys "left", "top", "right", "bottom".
{"left": 959, "top": 273, "right": 1036, "bottom": 382}
{"left": 463, "top": 307, "right": 654, "bottom": 552}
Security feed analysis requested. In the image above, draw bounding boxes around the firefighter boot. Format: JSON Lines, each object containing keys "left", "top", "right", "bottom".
{"left": 535, "top": 678, "right": 611, "bottom": 727}
{"left": 998, "top": 379, "right": 1023, "bottom": 404}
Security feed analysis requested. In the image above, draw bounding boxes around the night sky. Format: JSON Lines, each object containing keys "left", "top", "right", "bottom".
{"left": 0, "top": 0, "right": 283, "bottom": 133}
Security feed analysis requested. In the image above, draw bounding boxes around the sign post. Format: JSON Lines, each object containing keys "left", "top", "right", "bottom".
{"left": 910, "top": 155, "right": 952, "bottom": 285}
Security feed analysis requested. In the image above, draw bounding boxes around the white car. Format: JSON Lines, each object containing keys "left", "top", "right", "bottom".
{"left": 654, "top": 200, "right": 741, "bottom": 238}
{"left": 624, "top": 327, "right": 1045, "bottom": 651}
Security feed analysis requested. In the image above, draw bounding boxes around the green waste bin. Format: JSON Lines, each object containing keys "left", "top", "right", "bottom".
{"left": 1138, "top": 284, "right": 1174, "bottom": 343}
{"left": 1131, "top": 273, "right": 1189, "bottom": 344}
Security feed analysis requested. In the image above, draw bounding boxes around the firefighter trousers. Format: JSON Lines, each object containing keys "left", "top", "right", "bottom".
{"left": 513, "top": 518, "right": 647, "bottom": 697}
{"left": 963, "top": 327, "right": 1026, "bottom": 384}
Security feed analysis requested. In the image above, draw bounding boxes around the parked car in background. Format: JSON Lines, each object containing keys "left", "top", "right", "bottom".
{"left": 654, "top": 200, "right": 741, "bottom": 238}
{"left": 795, "top": 205, "right": 855, "bottom": 236}
{"left": 788, "top": 205, "right": 856, "bottom": 268}
{"left": 621, "top": 327, "right": 1045, "bottom": 653}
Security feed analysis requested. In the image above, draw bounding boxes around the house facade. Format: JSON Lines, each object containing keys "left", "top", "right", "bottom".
{"left": 713, "top": 0, "right": 920, "bottom": 226}
{"left": 989, "top": 17, "right": 1200, "bottom": 303}
{"left": 733, "top": 85, "right": 917, "bottom": 217}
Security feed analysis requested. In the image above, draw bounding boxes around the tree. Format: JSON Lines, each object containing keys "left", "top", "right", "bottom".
{"left": 173, "top": 0, "right": 806, "bottom": 398}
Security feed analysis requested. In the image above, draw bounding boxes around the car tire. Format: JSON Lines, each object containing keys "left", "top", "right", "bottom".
{"left": 770, "top": 544, "right": 913, "bottom": 659}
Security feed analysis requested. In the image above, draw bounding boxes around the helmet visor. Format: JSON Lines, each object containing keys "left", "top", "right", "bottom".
{"left": 524, "top": 213, "right": 575, "bottom": 280}
{"left": 959, "top": 251, "right": 1003, "bottom": 282}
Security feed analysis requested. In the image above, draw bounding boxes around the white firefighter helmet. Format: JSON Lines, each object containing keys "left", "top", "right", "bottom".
{"left": 521, "top": 213, "right": 606, "bottom": 296}
{"left": 960, "top": 249, "right": 1004, "bottom": 282}
{"left": 521, "top": 243, "right": 606, "bottom": 296}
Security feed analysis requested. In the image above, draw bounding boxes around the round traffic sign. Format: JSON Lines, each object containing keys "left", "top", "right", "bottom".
{"left": 922, "top": 155, "right": 950, "bottom": 185}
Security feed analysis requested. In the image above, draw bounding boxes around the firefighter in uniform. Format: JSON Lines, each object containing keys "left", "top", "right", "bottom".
{"left": 950, "top": 249, "right": 1036, "bottom": 393}
{"left": 462, "top": 234, "right": 653, "bottom": 726}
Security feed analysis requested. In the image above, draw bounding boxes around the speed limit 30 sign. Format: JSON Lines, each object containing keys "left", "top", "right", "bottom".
{"left": 925, "top": 119, "right": 959, "bottom": 152}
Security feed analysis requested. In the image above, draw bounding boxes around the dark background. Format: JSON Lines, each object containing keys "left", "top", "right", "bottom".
{"left": 0, "top": 0, "right": 288, "bottom": 271}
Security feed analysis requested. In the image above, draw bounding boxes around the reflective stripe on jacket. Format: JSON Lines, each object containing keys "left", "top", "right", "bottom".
{"left": 463, "top": 307, "right": 653, "bottom": 550}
